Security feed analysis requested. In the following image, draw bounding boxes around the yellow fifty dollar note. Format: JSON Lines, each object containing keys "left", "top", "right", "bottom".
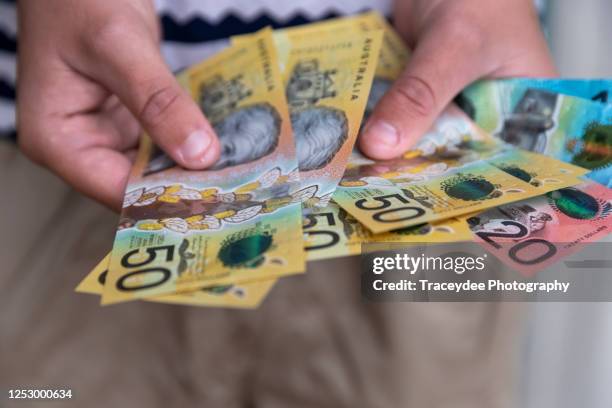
{"left": 489, "top": 150, "right": 588, "bottom": 192}
{"left": 269, "top": 11, "right": 407, "bottom": 78}
{"left": 281, "top": 28, "right": 383, "bottom": 207}
{"left": 78, "top": 255, "right": 275, "bottom": 309}
{"left": 234, "top": 17, "right": 384, "bottom": 207}
{"left": 334, "top": 151, "right": 541, "bottom": 234}
{"left": 334, "top": 149, "right": 585, "bottom": 234}
{"left": 103, "top": 29, "right": 309, "bottom": 305}
{"left": 304, "top": 201, "right": 472, "bottom": 262}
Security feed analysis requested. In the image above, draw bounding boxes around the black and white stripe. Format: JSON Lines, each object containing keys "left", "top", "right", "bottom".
{"left": 0, "top": 0, "right": 17, "bottom": 140}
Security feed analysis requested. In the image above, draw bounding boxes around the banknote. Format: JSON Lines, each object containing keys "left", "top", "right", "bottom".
{"left": 103, "top": 29, "right": 308, "bottom": 304}
{"left": 270, "top": 11, "right": 409, "bottom": 114}
{"left": 233, "top": 16, "right": 384, "bottom": 207}
{"left": 501, "top": 78, "right": 611, "bottom": 103}
{"left": 277, "top": 28, "right": 383, "bottom": 207}
{"left": 459, "top": 79, "right": 611, "bottom": 116}
{"left": 304, "top": 201, "right": 472, "bottom": 261}
{"left": 489, "top": 149, "right": 588, "bottom": 192}
{"left": 78, "top": 255, "right": 276, "bottom": 309}
{"left": 458, "top": 82, "right": 612, "bottom": 186}
{"left": 233, "top": 11, "right": 408, "bottom": 80}
{"left": 333, "top": 148, "right": 582, "bottom": 234}
{"left": 468, "top": 180, "right": 612, "bottom": 276}
{"left": 90, "top": 207, "right": 470, "bottom": 269}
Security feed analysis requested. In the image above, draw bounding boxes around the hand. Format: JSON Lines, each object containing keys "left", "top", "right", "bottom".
{"left": 17, "top": 0, "right": 220, "bottom": 210}
{"left": 359, "top": 0, "right": 557, "bottom": 159}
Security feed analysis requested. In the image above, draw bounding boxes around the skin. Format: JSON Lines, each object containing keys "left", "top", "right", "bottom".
{"left": 359, "top": 0, "right": 557, "bottom": 158}
{"left": 17, "top": 0, "right": 220, "bottom": 210}
{"left": 17, "top": 0, "right": 556, "bottom": 211}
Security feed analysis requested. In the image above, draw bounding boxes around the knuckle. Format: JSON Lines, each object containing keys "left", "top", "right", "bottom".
{"left": 138, "top": 84, "right": 182, "bottom": 127}
{"left": 391, "top": 75, "right": 436, "bottom": 118}
{"left": 86, "top": 15, "right": 137, "bottom": 56}
{"left": 441, "top": 15, "right": 486, "bottom": 54}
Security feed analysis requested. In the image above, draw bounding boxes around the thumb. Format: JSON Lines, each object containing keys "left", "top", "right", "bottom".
{"left": 84, "top": 23, "right": 220, "bottom": 169}
{"left": 359, "top": 26, "right": 484, "bottom": 160}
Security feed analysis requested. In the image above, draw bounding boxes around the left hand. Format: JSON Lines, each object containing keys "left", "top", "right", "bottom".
{"left": 359, "top": 0, "right": 557, "bottom": 159}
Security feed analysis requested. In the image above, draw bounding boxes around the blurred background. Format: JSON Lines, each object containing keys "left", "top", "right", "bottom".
{"left": 524, "top": 1, "right": 612, "bottom": 407}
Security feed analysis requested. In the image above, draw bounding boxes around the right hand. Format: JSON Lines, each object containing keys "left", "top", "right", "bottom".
{"left": 17, "top": 0, "right": 220, "bottom": 210}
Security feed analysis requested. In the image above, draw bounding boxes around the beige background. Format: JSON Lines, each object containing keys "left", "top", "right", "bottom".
{"left": 523, "top": 1, "right": 612, "bottom": 407}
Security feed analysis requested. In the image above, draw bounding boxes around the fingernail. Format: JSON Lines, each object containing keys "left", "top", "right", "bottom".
{"left": 179, "top": 130, "right": 212, "bottom": 165}
{"left": 364, "top": 120, "right": 400, "bottom": 146}
{"left": 199, "top": 141, "right": 220, "bottom": 166}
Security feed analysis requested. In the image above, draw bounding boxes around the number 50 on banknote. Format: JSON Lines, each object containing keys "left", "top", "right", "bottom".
{"left": 102, "top": 29, "right": 308, "bottom": 305}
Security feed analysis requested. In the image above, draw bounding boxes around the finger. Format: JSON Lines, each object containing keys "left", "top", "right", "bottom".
{"left": 100, "top": 97, "right": 141, "bottom": 151}
{"left": 359, "top": 23, "right": 490, "bottom": 160}
{"left": 56, "top": 105, "right": 140, "bottom": 154}
{"left": 54, "top": 146, "right": 133, "bottom": 211}
{"left": 22, "top": 112, "right": 138, "bottom": 211}
{"left": 79, "top": 21, "right": 220, "bottom": 169}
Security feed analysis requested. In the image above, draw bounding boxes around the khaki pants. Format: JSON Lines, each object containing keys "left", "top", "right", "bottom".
{"left": 0, "top": 142, "right": 522, "bottom": 407}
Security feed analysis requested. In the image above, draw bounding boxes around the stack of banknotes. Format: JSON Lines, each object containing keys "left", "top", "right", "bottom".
{"left": 76, "top": 12, "right": 611, "bottom": 308}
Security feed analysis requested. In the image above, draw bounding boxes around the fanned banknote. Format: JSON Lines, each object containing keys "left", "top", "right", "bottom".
{"left": 78, "top": 255, "right": 275, "bottom": 309}
{"left": 304, "top": 201, "right": 472, "bottom": 261}
{"left": 90, "top": 207, "right": 470, "bottom": 270}
{"left": 468, "top": 180, "right": 612, "bottom": 276}
{"left": 458, "top": 81, "right": 612, "bottom": 186}
{"left": 74, "top": 15, "right": 610, "bottom": 310}
{"left": 327, "top": 14, "right": 587, "bottom": 234}
{"left": 277, "top": 28, "right": 383, "bottom": 207}
{"left": 103, "top": 30, "right": 308, "bottom": 305}
{"left": 233, "top": 15, "right": 384, "bottom": 207}
{"left": 333, "top": 147, "right": 585, "bottom": 234}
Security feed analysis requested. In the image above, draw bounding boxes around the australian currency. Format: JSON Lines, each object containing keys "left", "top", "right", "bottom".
{"left": 78, "top": 255, "right": 276, "bottom": 309}
{"left": 90, "top": 206, "right": 471, "bottom": 273}
{"left": 459, "top": 78, "right": 611, "bottom": 113}
{"left": 324, "top": 18, "right": 561, "bottom": 233}
{"left": 234, "top": 14, "right": 385, "bottom": 207}
{"left": 75, "top": 14, "right": 611, "bottom": 309}
{"left": 468, "top": 180, "right": 612, "bottom": 276}
{"left": 281, "top": 29, "right": 383, "bottom": 207}
{"left": 327, "top": 14, "right": 587, "bottom": 234}
{"left": 488, "top": 149, "right": 588, "bottom": 191}
{"left": 265, "top": 10, "right": 411, "bottom": 135}
{"left": 458, "top": 81, "right": 612, "bottom": 186}
{"left": 236, "top": 11, "right": 408, "bottom": 86}
{"left": 274, "top": 10, "right": 409, "bottom": 119}
{"left": 274, "top": 27, "right": 383, "bottom": 207}
{"left": 103, "top": 29, "right": 308, "bottom": 305}
{"left": 333, "top": 146, "right": 585, "bottom": 234}
{"left": 304, "top": 201, "right": 472, "bottom": 261}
